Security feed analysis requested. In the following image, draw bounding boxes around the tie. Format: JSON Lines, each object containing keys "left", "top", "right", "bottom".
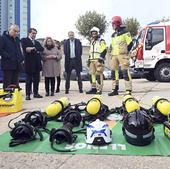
{"left": 32, "top": 39, "right": 35, "bottom": 45}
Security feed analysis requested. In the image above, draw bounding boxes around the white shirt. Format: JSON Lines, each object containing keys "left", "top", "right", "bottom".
{"left": 69, "top": 39, "right": 75, "bottom": 58}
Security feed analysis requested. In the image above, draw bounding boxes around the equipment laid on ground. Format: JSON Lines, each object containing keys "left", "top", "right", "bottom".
{"left": 8, "top": 111, "right": 48, "bottom": 130}
{"left": 150, "top": 96, "right": 170, "bottom": 123}
{"left": 49, "top": 122, "right": 77, "bottom": 152}
{"left": 22, "top": 110, "right": 47, "bottom": 129}
{"left": 164, "top": 113, "right": 170, "bottom": 139}
{"left": 45, "top": 97, "right": 69, "bottom": 117}
{"left": 122, "top": 95, "right": 140, "bottom": 113}
{"left": 9, "top": 121, "right": 43, "bottom": 147}
{"left": 61, "top": 108, "right": 82, "bottom": 127}
{"left": 0, "top": 85, "right": 23, "bottom": 114}
{"left": 86, "top": 95, "right": 102, "bottom": 115}
{"left": 86, "top": 119, "right": 112, "bottom": 145}
{"left": 8, "top": 110, "right": 49, "bottom": 147}
{"left": 122, "top": 110, "right": 155, "bottom": 146}
{"left": 7, "top": 95, "right": 170, "bottom": 151}
{"left": 82, "top": 95, "right": 111, "bottom": 125}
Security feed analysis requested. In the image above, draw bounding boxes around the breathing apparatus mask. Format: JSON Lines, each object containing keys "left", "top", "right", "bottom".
{"left": 9, "top": 122, "right": 43, "bottom": 147}
{"left": 49, "top": 102, "right": 86, "bottom": 152}
{"left": 49, "top": 122, "right": 77, "bottom": 152}
{"left": 8, "top": 111, "right": 47, "bottom": 147}
{"left": 22, "top": 110, "right": 47, "bottom": 129}
{"left": 61, "top": 107, "right": 82, "bottom": 127}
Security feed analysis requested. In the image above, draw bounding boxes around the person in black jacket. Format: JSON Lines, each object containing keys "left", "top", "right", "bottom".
{"left": 64, "top": 31, "right": 83, "bottom": 94}
{"left": 21, "top": 28, "right": 44, "bottom": 100}
{"left": 0, "top": 25, "right": 24, "bottom": 89}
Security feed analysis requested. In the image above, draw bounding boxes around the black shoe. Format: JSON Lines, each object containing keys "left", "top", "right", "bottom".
{"left": 108, "top": 90, "right": 118, "bottom": 96}
{"left": 96, "top": 90, "right": 102, "bottom": 95}
{"left": 33, "top": 94, "right": 43, "bottom": 98}
{"left": 55, "top": 89, "right": 60, "bottom": 93}
{"left": 45, "top": 93, "right": 49, "bottom": 96}
{"left": 51, "top": 92, "right": 54, "bottom": 96}
{"left": 79, "top": 89, "right": 83, "bottom": 93}
{"left": 25, "top": 95, "right": 31, "bottom": 100}
{"left": 65, "top": 90, "right": 69, "bottom": 94}
{"left": 86, "top": 88, "right": 97, "bottom": 94}
{"left": 125, "top": 90, "right": 132, "bottom": 95}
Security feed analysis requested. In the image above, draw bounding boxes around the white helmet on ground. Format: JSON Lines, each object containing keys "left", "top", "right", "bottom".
{"left": 86, "top": 119, "right": 112, "bottom": 145}
{"left": 90, "top": 27, "right": 100, "bottom": 34}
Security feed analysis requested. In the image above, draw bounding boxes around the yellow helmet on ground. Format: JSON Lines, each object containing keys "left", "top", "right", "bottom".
{"left": 152, "top": 96, "right": 170, "bottom": 116}
{"left": 86, "top": 95, "right": 102, "bottom": 115}
{"left": 45, "top": 97, "right": 69, "bottom": 117}
{"left": 123, "top": 95, "right": 140, "bottom": 113}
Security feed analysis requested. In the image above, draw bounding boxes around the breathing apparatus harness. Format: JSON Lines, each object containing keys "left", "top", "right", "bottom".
{"left": 82, "top": 98, "right": 111, "bottom": 127}
{"left": 148, "top": 98, "right": 170, "bottom": 123}
{"left": 46, "top": 100, "right": 68, "bottom": 121}
{"left": 49, "top": 102, "right": 86, "bottom": 152}
{"left": 8, "top": 111, "right": 47, "bottom": 147}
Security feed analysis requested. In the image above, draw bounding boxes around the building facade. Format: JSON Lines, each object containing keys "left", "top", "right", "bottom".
{"left": 0, "top": 0, "right": 30, "bottom": 38}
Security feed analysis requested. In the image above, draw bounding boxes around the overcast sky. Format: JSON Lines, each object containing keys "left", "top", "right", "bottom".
{"left": 31, "top": 0, "right": 170, "bottom": 44}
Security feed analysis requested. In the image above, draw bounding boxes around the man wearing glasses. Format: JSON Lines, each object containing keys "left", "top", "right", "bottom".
{"left": 0, "top": 24, "right": 24, "bottom": 89}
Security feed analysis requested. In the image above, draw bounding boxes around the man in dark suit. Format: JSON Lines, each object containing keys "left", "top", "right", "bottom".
{"left": 0, "top": 25, "right": 24, "bottom": 89}
{"left": 64, "top": 31, "right": 83, "bottom": 94}
{"left": 21, "top": 28, "right": 44, "bottom": 100}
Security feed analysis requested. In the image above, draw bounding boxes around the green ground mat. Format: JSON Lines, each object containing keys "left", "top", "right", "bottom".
{"left": 0, "top": 121, "right": 169, "bottom": 156}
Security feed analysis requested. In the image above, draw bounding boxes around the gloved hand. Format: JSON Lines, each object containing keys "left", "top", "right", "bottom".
{"left": 98, "top": 57, "right": 105, "bottom": 64}
{"left": 87, "top": 59, "right": 90, "bottom": 68}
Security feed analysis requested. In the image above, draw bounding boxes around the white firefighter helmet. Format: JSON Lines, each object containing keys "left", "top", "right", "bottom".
{"left": 86, "top": 119, "right": 112, "bottom": 145}
{"left": 90, "top": 27, "right": 100, "bottom": 34}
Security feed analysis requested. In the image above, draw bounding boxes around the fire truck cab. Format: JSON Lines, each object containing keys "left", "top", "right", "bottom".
{"left": 134, "top": 21, "right": 170, "bottom": 82}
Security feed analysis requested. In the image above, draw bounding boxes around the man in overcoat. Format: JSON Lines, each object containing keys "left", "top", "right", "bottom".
{"left": 21, "top": 28, "right": 44, "bottom": 100}
{"left": 0, "top": 25, "right": 24, "bottom": 89}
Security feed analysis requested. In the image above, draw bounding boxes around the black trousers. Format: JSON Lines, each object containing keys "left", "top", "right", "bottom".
{"left": 45, "top": 77, "right": 55, "bottom": 93}
{"left": 3, "top": 70, "right": 19, "bottom": 89}
{"left": 25, "top": 72, "right": 40, "bottom": 95}
{"left": 65, "top": 59, "right": 82, "bottom": 91}
{"left": 56, "top": 76, "right": 61, "bottom": 90}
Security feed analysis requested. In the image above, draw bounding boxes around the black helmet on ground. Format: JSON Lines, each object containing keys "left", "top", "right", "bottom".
{"left": 122, "top": 110, "right": 155, "bottom": 146}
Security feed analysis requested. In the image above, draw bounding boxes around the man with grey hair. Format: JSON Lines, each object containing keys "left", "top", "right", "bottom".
{"left": 0, "top": 24, "right": 24, "bottom": 89}
{"left": 64, "top": 31, "right": 83, "bottom": 94}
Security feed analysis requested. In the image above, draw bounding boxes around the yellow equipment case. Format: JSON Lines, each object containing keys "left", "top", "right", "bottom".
{"left": 0, "top": 85, "right": 23, "bottom": 114}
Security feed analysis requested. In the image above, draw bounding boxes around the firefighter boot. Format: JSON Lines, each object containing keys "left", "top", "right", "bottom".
{"left": 86, "top": 88, "right": 97, "bottom": 94}
{"left": 108, "top": 86, "right": 119, "bottom": 96}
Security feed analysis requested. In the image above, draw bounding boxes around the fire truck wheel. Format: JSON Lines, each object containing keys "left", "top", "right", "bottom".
{"left": 154, "top": 62, "right": 170, "bottom": 82}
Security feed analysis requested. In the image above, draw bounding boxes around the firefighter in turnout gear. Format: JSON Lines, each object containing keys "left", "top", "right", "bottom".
{"left": 86, "top": 27, "right": 107, "bottom": 94}
{"left": 108, "top": 16, "right": 133, "bottom": 96}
